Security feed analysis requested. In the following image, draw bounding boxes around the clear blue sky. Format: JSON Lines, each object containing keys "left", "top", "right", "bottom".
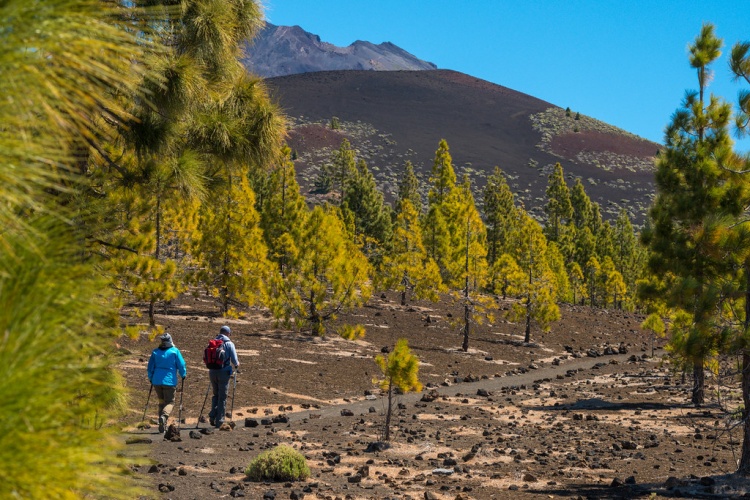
{"left": 265, "top": 0, "right": 750, "bottom": 151}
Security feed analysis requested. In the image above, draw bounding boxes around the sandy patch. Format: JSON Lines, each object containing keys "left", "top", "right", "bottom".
{"left": 235, "top": 349, "right": 260, "bottom": 356}
{"left": 278, "top": 357, "right": 317, "bottom": 365}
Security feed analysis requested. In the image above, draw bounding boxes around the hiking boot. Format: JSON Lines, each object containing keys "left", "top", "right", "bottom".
{"left": 158, "top": 416, "right": 165, "bottom": 433}
{"left": 209, "top": 418, "right": 215, "bottom": 427}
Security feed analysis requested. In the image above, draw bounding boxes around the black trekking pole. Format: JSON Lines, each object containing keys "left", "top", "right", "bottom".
{"left": 176, "top": 378, "right": 185, "bottom": 431}
{"left": 197, "top": 380, "right": 211, "bottom": 428}
{"left": 230, "top": 370, "right": 237, "bottom": 424}
{"left": 141, "top": 384, "right": 153, "bottom": 423}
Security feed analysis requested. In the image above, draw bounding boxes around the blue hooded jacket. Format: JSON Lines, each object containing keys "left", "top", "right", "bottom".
{"left": 148, "top": 345, "right": 187, "bottom": 386}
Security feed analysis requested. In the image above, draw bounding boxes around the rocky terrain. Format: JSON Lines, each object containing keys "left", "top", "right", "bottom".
{"left": 117, "top": 292, "right": 750, "bottom": 499}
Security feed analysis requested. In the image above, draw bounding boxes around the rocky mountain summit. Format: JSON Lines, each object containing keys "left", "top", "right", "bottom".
{"left": 243, "top": 23, "right": 436, "bottom": 77}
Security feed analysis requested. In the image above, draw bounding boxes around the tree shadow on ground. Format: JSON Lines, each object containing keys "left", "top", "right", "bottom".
{"left": 526, "top": 483, "right": 668, "bottom": 499}
{"left": 527, "top": 397, "right": 691, "bottom": 412}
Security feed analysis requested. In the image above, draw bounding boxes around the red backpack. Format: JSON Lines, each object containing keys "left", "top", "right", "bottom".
{"left": 203, "top": 338, "right": 227, "bottom": 369}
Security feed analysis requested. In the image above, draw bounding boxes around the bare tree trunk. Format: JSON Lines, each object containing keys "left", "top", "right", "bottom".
{"left": 691, "top": 359, "right": 705, "bottom": 407}
{"left": 462, "top": 217, "right": 470, "bottom": 352}
{"left": 384, "top": 378, "right": 393, "bottom": 442}
{"left": 738, "top": 265, "right": 750, "bottom": 474}
{"left": 524, "top": 298, "right": 531, "bottom": 344}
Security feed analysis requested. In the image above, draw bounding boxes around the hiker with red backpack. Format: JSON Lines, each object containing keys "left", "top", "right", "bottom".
{"left": 147, "top": 333, "right": 187, "bottom": 433}
{"left": 204, "top": 325, "right": 240, "bottom": 429}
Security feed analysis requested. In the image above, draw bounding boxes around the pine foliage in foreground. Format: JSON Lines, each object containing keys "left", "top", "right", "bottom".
{"left": 0, "top": 0, "right": 152, "bottom": 496}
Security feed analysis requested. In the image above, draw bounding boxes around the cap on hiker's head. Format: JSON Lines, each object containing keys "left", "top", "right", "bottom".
{"left": 220, "top": 325, "right": 231, "bottom": 335}
{"left": 160, "top": 333, "right": 173, "bottom": 343}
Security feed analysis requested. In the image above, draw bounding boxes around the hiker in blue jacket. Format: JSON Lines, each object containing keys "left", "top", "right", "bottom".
{"left": 147, "top": 333, "right": 187, "bottom": 433}
{"left": 208, "top": 325, "right": 240, "bottom": 428}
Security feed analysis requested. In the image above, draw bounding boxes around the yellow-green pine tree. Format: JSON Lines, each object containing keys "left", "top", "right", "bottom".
{"left": 267, "top": 205, "right": 372, "bottom": 336}
{"left": 193, "top": 174, "right": 271, "bottom": 314}
{"left": 509, "top": 212, "right": 561, "bottom": 343}
{"left": 374, "top": 339, "right": 422, "bottom": 441}
{"left": 379, "top": 199, "right": 443, "bottom": 305}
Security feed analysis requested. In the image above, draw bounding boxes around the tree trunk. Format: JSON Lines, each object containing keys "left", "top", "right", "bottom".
{"left": 524, "top": 297, "right": 531, "bottom": 344}
{"left": 148, "top": 300, "right": 155, "bottom": 327}
{"left": 462, "top": 216, "right": 470, "bottom": 352}
{"left": 384, "top": 378, "right": 393, "bottom": 442}
{"left": 691, "top": 359, "right": 704, "bottom": 407}
{"left": 462, "top": 301, "right": 470, "bottom": 352}
{"left": 739, "top": 351, "right": 750, "bottom": 474}
{"left": 309, "top": 290, "right": 323, "bottom": 336}
{"left": 738, "top": 266, "right": 750, "bottom": 474}
{"left": 401, "top": 289, "right": 406, "bottom": 306}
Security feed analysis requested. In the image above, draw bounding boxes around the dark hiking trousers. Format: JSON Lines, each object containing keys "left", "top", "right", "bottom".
{"left": 208, "top": 368, "right": 231, "bottom": 426}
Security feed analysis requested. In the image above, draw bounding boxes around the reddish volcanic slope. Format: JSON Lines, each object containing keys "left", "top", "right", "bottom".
{"left": 267, "top": 70, "right": 659, "bottom": 223}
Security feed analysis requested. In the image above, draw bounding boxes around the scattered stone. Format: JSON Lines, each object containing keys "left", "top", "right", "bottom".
{"left": 158, "top": 483, "right": 175, "bottom": 492}
{"left": 340, "top": 409, "right": 354, "bottom": 417}
{"left": 245, "top": 418, "right": 259, "bottom": 427}
{"left": 664, "top": 477, "right": 682, "bottom": 489}
{"left": 621, "top": 441, "right": 637, "bottom": 450}
{"left": 219, "top": 422, "right": 232, "bottom": 431}
{"left": 290, "top": 490, "right": 305, "bottom": 500}
{"left": 347, "top": 474, "right": 362, "bottom": 483}
{"left": 163, "top": 424, "right": 181, "bottom": 441}
{"left": 200, "top": 427, "right": 214, "bottom": 435}
{"left": 625, "top": 476, "right": 636, "bottom": 485}
{"left": 477, "top": 389, "right": 490, "bottom": 397}
{"left": 431, "top": 468, "right": 454, "bottom": 475}
{"left": 610, "top": 478, "right": 623, "bottom": 487}
{"left": 125, "top": 437, "right": 152, "bottom": 445}
{"left": 189, "top": 430, "right": 202, "bottom": 440}
{"left": 263, "top": 490, "right": 276, "bottom": 499}
{"left": 522, "top": 473, "right": 537, "bottom": 482}
{"left": 365, "top": 441, "right": 390, "bottom": 453}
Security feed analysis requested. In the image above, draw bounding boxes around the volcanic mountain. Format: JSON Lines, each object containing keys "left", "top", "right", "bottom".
{"left": 242, "top": 23, "right": 436, "bottom": 78}
{"left": 266, "top": 69, "right": 659, "bottom": 224}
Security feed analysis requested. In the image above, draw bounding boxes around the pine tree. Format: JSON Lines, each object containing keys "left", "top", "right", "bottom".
{"left": 642, "top": 23, "right": 738, "bottom": 407}
{"left": 445, "top": 175, "right": 488, "bottom": 290}
{"left": 424, "top": 139, "right": 459, "bottom": 279}
{"left": 397, "top": 160, "right": 422, "bottom": 215}
{"left": 192, "top": 175, "right": 271, "bottom": 314}
{"left": 509, "top": 212, "right": 560, "bottom": 343}
{"left": 574, "top": 226, "right": 597, "bottom": 274}
{"left": 730, "top": 41, "right": 750, "bottom": 134}
{"left": 547, "top": 241, "right": 572, "bottom": 303}
{"left": 585, "top": 256, "right": 601, "bottom": 307}
{"left": 343, "top": 158, "right": 393, "bottom": 259}
{"left": 569, "top": 261, "right": 588, "bottom": 305}
{"left": 267, "top": 205, "right": 372, "bottom": 336}
{"left": 379, "top": 200, "right": 443, "bottom": 305}
{"left": 491, "top": 254, "right": 525, "bottom": 300}
{"left": 544, "top": 163, "right": 573, "bottom": 242}
{"left": 259, "top": 146, "right": 308, "bottom": 275}
{"left": 428, "top": 139, "right": 457, "bottom": 206}
{"left": 570, "top": 178, "right": 593, "bottom": 230}
{"left": 483, "top": 166, "right": 517, "bottom": 267}
{"left": 332, "top": 139, "right": 357, "bottom": 202}
{"left": 374, "top": 339, "right": 422, "bottom": 442}
{"left": 0, "top": 0, "right": 159, "bottom": 495}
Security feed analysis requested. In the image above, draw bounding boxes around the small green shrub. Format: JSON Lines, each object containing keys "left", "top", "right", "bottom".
{"left": 245, "top": 445, "right": 310, "bottom": 482}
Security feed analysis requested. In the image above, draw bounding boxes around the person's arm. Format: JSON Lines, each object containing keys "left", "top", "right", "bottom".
{"left": 228, "top": 341, "right": 240, "bottom": 369}
{"left": 147, "top": 353, "right": 154, "bottom": 383}
{"left": 176, "top": 348, "right": 187, "bottom": 379}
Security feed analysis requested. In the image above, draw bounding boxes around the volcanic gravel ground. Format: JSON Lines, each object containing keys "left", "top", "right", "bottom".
{"left": 117, "top": 292, "right": 750, "bottom": 499}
